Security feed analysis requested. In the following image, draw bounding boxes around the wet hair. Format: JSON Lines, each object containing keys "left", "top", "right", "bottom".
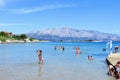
{"left": 39, "top": 50, "right": 42, "bottom": 53}
{"left": 36, "top": 50, "right": 42, "bottom": 53}
{"left": 117, "top": 61, "right": 120, "bottom": 64}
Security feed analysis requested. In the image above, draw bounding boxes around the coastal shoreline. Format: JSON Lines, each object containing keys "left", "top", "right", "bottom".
{"left": 0, "top": 40, "right": 50, "bottom": 44}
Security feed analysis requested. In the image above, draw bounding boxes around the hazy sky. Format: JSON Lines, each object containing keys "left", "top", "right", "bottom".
{"left": 0, "top": 0, "right": 120, "bottom": 34}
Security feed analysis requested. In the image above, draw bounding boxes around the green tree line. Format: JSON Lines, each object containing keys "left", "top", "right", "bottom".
{"left": 0, "top": 31, "right": 27, "bottom": 42}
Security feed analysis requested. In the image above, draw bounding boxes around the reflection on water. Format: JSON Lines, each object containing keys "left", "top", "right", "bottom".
{"left": 75, "top": 53, "right": 80, "bottom": 58}
{"left": 38, "top": 64, "right": 43, "bottom": 79}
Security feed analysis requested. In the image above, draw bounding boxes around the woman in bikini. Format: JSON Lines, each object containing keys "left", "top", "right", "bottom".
{"left": 37, "top": 50, "right": 44, "bottom": 64}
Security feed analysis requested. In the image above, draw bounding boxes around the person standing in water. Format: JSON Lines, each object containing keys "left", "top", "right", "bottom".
{"left": 75, "top": 47, "right": 82, "bottom": 54}
{"left": 110, "top": 40, "right": 113, "bottom": 53}
{"left": 76, "top": 47, "right": 80, "bottom": 54}
{"left": 37, "top": 50, "right": 44, "bottom": 64}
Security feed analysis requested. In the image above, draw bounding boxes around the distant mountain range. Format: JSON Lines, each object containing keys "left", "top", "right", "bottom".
{"left": 26, "top": 28, "right": 120, "bottom": 42}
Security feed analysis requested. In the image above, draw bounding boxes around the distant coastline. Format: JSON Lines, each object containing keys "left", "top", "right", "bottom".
{"left": 1, "top": 38, "right": 119, "bottom": 44}
{"left": 0, "top": 39, "right": 50, "bottom": 44}
{"left": 0, "top": 31, "right": 50, "bottom": 44}
{"left": 1, "top": 28, "right": 120, "bottom": 44}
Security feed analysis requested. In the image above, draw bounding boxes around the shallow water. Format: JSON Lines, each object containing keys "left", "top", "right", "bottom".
{"left": 0, "top": 42, "right": 119, "bottom": 80}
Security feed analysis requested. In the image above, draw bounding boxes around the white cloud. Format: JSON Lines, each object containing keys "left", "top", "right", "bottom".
{"left": 0, "top": 0, "right": 5, "bottom": 7}
{"left": 0, "top": 23, "right": 15, "bottom": 26}
{"left": 10, "top": 4, "right": 76, "bottom": 14}
{"left": 0, "top": 23, "right": 27, "bottom": 26}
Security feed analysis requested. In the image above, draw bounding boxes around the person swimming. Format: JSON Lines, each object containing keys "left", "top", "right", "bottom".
{"left": 88, "top": 55, "right": 93, "bottom": 60}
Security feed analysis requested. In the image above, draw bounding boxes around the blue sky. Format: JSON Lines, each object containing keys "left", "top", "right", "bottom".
{"left": 0, "top": 0, "right": 120, "bottom": 34}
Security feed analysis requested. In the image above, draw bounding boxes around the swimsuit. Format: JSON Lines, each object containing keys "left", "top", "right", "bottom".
{"left": 117, "top": 67, "right": 120, "bottom": 73}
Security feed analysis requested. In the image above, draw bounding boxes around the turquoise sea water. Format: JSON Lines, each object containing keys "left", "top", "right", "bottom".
{"left": 0, "top": 42, "right": 119, "bottom": 80}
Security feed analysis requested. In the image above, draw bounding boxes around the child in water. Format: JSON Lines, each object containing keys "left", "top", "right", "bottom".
{"left": 36, "top": 50, "right": 44, "bottom": 64}
{"left": 88, "top": 55, "right": 93, "bottom": 60}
